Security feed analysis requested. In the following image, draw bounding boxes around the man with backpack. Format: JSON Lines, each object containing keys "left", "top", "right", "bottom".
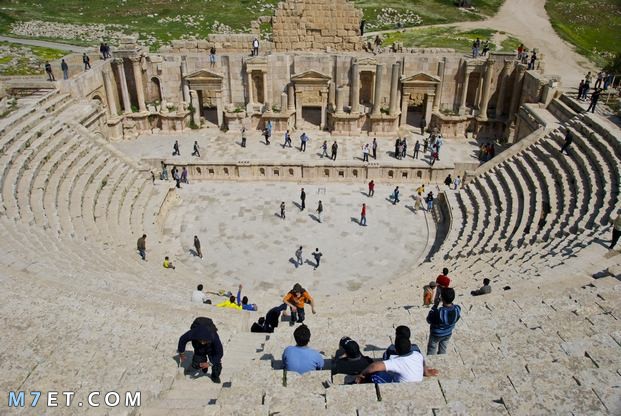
{"left": 178, "top": 317, "right": 223, "bottom": 383}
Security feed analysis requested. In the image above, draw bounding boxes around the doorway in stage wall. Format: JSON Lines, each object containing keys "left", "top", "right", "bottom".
{"left": 301, "top": 107, "right": 322, "bottom": 128}
{"left": 202, "top": 106, "right": 219, "bottom": 126}
{"left": 406, "top": 104, "right": 424, "bottom": 128}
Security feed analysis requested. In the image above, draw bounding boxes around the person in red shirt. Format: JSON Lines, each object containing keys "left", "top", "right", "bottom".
{"left": 360, "top": 203, "right": 367, "bottom": 226}
{"left": 434, "top": 268, "right": 451, "bottom": 305}
{"left": 368, "top": 180, "right": 375, "bottom": 197}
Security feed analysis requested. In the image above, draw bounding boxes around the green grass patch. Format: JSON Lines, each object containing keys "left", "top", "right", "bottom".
{"left": 0, "top": 41, "right": 66, "bottom": 76}
{"left": 545, "top": 0, "right": 621, "bottom": 67}
{"left": 356, "top": 0, "right": 504, "bottom": 30}
{"left": 500, "top": 35, "right": 522, "bottom": 52}
{"left": 0, "top": 0, "right": 505, "bottom": 48}
{"left": 381, "top": 27, "right": 505, "bottom": 53}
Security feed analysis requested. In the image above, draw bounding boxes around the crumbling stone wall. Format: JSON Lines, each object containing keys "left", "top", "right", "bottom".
{"left": 272, "top": 0, "right": 362, "bottom": 51}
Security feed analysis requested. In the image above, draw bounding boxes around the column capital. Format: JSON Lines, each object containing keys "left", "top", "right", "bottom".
{"left": 113, "top": 58, "right": 125, "bottom": 66}
{"left": 129, "top": 56, "right": 142, "bottom": 64}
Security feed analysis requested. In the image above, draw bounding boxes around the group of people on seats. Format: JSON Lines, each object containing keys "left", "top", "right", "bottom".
{"left": 178, "top": 272, "right": 466, "bottom": 385}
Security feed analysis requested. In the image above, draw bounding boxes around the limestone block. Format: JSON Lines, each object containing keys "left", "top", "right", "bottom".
{"left": 197, "top": 40, "right": 209, "bottom": 49}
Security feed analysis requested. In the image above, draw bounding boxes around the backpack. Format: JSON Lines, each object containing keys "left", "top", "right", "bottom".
{"left": 191, "top": 317, "right": 218, "bottom": 333}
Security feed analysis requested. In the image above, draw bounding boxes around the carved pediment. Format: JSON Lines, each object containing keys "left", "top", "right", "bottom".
{"left": 291, "top": 70, "right": 331, "bottom": 84}
{"left": 355, "top": 57, "right": 377, "bottom": 67}
{"left": 185, "top": 69, "right": 223, "bottom": 82}
{"left": 400, "top": 72, "right": 441, "bottom": 84}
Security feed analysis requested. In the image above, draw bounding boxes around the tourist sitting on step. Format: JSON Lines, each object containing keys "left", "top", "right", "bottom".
{"left": 216, "top": 293, "right": 242, "bottom": 310}
{"left": 383, "top": 325, "right": 424, "bottom": 360}
{"left": 283, "top": 283, "right": 316, "bottom": 325}
{"left": 423, "top": 281, "right": 437, "bottom": 306}
{"left": 251, "top": 303, "right": 287, "bottom": 333}
{"left": 163, "top": 256, "right": 176, "bottom": 270}
{"left": 332, "top": 337, "right": 373, "bottom": 378}
{"left": 355, "top": 336, "right": 437, "bottom": 384}
{"left": 236, "top": 284, "right": 257, "bottom": 311}
{"left": 191, "top": 284, "right": 211, "bottom": 304}
{"left": 433, "top": 268, "right": 451, "bottom": 306}
{"left": 282, "top": 324, "right": 324, "bottom": 375}
{"left": 427, "top": 288, "right": 461, "bottom": 355}
{"left": 471, "top": 278, "right": 492, "bottom": 296}
{"left": 178, "top": 317, "right": 223, "bottom": 383}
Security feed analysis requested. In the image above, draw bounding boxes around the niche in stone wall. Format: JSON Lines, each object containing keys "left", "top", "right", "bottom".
{"left": 360, "top": 71, "right": 374, "bottom": 105}
{"left": 251, "top": 71, "right": 265, "bottom": 104}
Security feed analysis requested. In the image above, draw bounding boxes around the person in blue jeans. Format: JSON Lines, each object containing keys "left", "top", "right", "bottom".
{"left": 426, "top": 287, "right": 460, "bottom": 355}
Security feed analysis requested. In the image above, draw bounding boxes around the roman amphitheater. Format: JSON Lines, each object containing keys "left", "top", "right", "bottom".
{"left": 0, "top": 0, "right": 619, "bottom": 414}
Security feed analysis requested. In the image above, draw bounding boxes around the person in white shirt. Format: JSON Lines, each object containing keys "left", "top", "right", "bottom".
{"left": 355, "top": 337, "right": 437, "bottom": 383}
{"left": 252, "top": 38, "right": 259, "bottom": 56}
{"left": 192, "top": 284, "right": 210, "bottom": 304}
{"left": 453, "top": 175, "right": 461, "bottom": 190}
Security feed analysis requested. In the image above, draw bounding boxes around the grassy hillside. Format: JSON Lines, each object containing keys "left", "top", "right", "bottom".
{"left": 546, "top": 0, "right": 621, "bottom": 67}
{"left": 0, "top": 0, "right": 504, "bottom": 48}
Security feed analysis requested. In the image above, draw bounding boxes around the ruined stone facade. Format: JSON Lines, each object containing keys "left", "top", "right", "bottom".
{"left": 57, "top": 0, "right": 556, "bottom": 142}
{"left": 272, "top": 0, "right": 362, "bottom": 51}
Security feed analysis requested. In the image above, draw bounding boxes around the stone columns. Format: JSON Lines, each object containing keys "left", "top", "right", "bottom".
{"left": 335, "top": 87, "right": 344, "bottom": 113}
{"left": 114, "top": 58, "right": 131, "bottom": 114}
{"left": 388, "top": 62, "right": 400, "bottom": 116}
{"left": 280, "top": 92, "right": 288, "bottom": 112}
{"left": 433, "top": 59, "right": 445, "bottom": 111}
{"left": 425, "top": 94, "right": 434, "bottom": 126}
{"left": 216, "top": 94, "right": 223, "bottom": 127}
{"left": 400, "top": 91, "right": 409, "bottom": 126}
{"left": 287, "top": 83, "right": 295, "bottom": 111}
{"left": 321, "top": 92, "right": 327, "bottom": 130}
{"left": 262, "top": 71, "right": 268, "bottom": 107}
{"left": 478, "top": 59, "right": 494, "bottom": 121}
{"left": 189, "top": 90, "right": 201, "bottom": 127}
{"left": 130, "top": 57, "right": 147, "bottom": 113}
{"left": 372, "top": 64, "right": 384, "bottom": 116}
{"left": 328, "top": 81, "right": 335, "bottom": 109}
{"left": 247, "top": 73, "right": 255, "bottom": 105}
{"left": 102, "top": 69, "right": 118, "bottom": 117}
{"left": 350, "top": 63, "right": 360, "bottom": 113}
{"left": 459, "top": 63, "right": 471, "bottom": 116}
{"left": 495, "top": 61, "right": 512, "bottom": 118}
{"left": 508, "top": 65, "right": 526, "bottom": 123}
{"left": 180, "top": 59, "right": 190, "bottom": 103}
{"left": 295, "top": 91, "right": 303, "bottom": 127}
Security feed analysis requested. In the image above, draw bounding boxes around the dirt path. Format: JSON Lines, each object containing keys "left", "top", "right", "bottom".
{"left": 0, "top": 35, "right": 86, "bottom": 53}
{"left": 367, "top": 0, "right": 596, "bottom": 89}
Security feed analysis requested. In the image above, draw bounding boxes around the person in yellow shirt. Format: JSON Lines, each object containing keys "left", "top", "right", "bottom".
{"left": 163, "top": 256, "right": 176, "bottom": 270}
{"left": 283, "top": 283, "right": 316, "bottom": 326}
{"left": 216, "top": 295, "right": 242, "bottom": 310}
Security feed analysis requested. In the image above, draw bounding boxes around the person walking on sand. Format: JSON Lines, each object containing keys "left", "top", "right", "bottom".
{"left": 321, "top": 140, "right": 329, "bottom": 158}
{"left": 362, "top": 144, "right": 370, "bottom": 162}
{"left": 194, "top": 235, "right": 203, "bottom": 258}
{"left": 360, "top": 203, "right": 367, "bottom": 226}
{"left": 312, "top": 248, "right": 323, "bottom": 270}
{"left": 45, "top": 62, "right": 55, "bottom": 81}
{"left": 368, "top": 180, "right": 375, "bottom": 197}
{"left": 280, "top": 201, "right": 286, "bottom": 219}
{"left": 295, "top": 246, "right": 303, "bottom": 268}
{"left": 372, "top": 138, "right": 378, "bottom": 159}
{"left": 300, "top": 188, "right": 306, "bottom": 211}
{"left": 316, "top": 201, "right": 323, "bottom": 223}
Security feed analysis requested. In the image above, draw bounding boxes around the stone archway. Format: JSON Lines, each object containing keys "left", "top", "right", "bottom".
{"left": 185, "top": 69, "right": 224, "bottom": 128}
{"left": 400, "top": 73, "right": 440, "bottom": 128}
{"left": 291, "top": 70, "right": 331, "bottom": 130}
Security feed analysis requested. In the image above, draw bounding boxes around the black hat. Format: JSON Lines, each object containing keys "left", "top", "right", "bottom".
{"left": 343, "top": 339, "right": 361, "bottom": 359}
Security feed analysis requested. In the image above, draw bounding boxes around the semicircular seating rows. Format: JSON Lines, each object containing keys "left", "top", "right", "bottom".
{"left": 0, "top": 90, "right": 620, "bottom": 415}
{"left": 433, "top": 109, "right": 620, "bottom": 285}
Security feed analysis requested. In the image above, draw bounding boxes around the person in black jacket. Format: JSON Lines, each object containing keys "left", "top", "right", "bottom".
{"left": 178, "top": 319, "right": 223, "bottom": 383}
{"left": 332, "top": 337, "right": 373, "bottom": 377}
